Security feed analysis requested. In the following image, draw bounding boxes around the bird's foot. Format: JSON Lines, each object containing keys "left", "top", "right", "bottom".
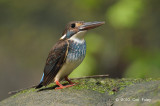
{"left": 65, "top": 77, "right": 78, "bottom": 85}
{"left": 55, "top": 84, "right": 76, "bottom": 89}
{"left": 55, "top": 80, "right": 76, "bottom": 89}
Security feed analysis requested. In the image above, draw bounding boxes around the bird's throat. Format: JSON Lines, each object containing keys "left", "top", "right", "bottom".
{"left": 69, "top": 31, "right": 86, "bottom": 43}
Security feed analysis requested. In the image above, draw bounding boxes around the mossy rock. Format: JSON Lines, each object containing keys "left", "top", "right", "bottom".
{"left": 0, "top": 78, "right": 160, "bottom": 106}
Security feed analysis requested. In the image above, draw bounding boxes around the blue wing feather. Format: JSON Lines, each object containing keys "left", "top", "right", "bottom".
{"left": 40, "top": 73, "right": 44, "bottom": 83}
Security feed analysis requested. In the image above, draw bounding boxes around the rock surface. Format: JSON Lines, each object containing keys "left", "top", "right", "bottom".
{"left": 0, "top": 78, "right": 160, "bottom": 106}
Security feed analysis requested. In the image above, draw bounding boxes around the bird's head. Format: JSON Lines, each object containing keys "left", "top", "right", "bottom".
{"left": 60, "top": 21, "right": 105, "bottom": 41}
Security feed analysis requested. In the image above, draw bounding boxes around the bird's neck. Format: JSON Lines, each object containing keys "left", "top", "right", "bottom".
{"left": 69, "top": 37, "right": 85, "bottom": 44}
{"left": 69, "top": 31, "right": 86, "bottom": 43}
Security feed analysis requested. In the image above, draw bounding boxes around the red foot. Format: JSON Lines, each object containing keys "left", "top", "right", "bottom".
{"left": 65, "top": 77, "right": 78, "bottom": 84}
{"left": 55, "top": 84, "right": 75, "bottom": 89}
{"left": 55, "top": 80, "right": 76, "bottom": 89}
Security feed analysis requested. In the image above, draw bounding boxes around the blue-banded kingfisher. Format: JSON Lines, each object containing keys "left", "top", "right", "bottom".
{"left": 36, "top": 21, "right": 105, "bottom": 89}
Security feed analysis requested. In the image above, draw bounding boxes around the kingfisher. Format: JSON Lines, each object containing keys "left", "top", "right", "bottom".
{"left": 36, "top": 21, "right": 105, "bottom": 89}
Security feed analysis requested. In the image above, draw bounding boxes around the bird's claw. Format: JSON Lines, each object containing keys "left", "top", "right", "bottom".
{"left": 55, "top": 84, "right": 76, "bottom": 89}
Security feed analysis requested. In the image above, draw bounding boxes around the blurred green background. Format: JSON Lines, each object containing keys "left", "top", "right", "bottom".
{"left": 0, "top": 0, "right": 160, "bottom": 101}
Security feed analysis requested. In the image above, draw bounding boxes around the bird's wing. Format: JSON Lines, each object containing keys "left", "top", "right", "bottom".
{"left": 42, "top": 40, "right": 69, "bottom": 86}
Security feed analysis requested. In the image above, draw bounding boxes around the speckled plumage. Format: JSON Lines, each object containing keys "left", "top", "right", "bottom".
{"left": 67, "top": 40, "right": 86, "bottom": 63}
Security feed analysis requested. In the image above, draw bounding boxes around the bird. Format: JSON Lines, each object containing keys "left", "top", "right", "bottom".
{"left": 35, "top": 21, "right": 105, "bottom": 89}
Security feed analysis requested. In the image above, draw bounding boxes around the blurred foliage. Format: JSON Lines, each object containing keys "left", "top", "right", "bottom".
{"left": 107, "top": 0, "right": 145, "bottom": 28}
{"left": 0, "top": 0, "right": 160, "bottom": 101}
{"left": 125, "top": 51, "right": 160, "bottom": 78}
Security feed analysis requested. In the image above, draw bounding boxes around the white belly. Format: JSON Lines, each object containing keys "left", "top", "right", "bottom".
{"left": 54, "top": 58, "right": 83, "bottom": 81}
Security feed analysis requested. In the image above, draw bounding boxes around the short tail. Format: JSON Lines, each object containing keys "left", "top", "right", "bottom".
{"left": 35, "top": 82, "right": 43, "bottom": 89}
{"left": 36, "top": 73, "right": 44, "bottom": 89}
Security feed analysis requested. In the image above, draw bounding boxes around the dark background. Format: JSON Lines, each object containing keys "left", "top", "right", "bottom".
{"left": 0, "top": 0, "right": 160, "bottom": 101}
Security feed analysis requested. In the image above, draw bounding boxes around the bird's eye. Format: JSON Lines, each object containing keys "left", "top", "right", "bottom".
{"left": 71, "top": 23, "right": 76, "bottom": 28}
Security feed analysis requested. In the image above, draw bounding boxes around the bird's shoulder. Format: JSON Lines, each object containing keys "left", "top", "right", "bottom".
{"left": 46, "top": 39, "right": 69, "bottom": 65}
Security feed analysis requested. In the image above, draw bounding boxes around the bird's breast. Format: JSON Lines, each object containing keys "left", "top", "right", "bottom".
{"left": 54, "top": 40, "right": 86, "bottom": 81}
{"left": 67, "top": 40, "right": 86, "bottom": 63}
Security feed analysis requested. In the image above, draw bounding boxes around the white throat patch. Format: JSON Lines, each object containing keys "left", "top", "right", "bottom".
{"left": 69, "top": 31, "right": 87, "bottom": 43}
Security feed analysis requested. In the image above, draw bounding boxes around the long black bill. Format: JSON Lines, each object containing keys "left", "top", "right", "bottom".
{"left": 79, "top": 21, "right": 105, "bottom": 31}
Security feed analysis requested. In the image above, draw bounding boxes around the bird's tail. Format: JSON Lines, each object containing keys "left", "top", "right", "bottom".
{"left": 35, "top": 73, "right": 44, "bottom": 89}
{"left": 35, "top": 82, "right": 43, "bottom": 89}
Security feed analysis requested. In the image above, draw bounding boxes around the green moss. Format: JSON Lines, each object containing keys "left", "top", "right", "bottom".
{"left": 11, "top": 78, "right": 160, "bottom": 98}
{"left": 11, "top": 88, "right": 37, "bottom": 98}
{"left": 46, "top": 83, "right": 55, "bottom": 88}
{"left": 69, "top": 78, "right": 160, "bottom": 95}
